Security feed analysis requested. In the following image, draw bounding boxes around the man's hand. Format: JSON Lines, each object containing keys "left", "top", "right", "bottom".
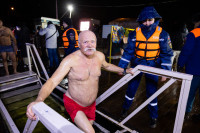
{"left": 161, "top": 76, "right": 167, "bottom": 82}
{"left": 126, "top": 68, "right": 134, "bottom": 75}
{"left": 118, "top": 68, "right": 134, "bottom": 76}
{"left": 26, "top": 102, "right": 39, "bottom": 120}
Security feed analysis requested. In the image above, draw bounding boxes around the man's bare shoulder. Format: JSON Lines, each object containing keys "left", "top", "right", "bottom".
{"left": 3, "top": 26, "right": 11, "bottom": 32}
{"left": 95, "top": 51, "right": 105, "bottom": 59}
{"left": 62, "top": 50, "right": 80, "bottom": 64}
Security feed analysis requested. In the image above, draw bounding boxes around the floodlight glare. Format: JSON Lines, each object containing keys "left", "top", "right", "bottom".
{"left": 67, "top": 5, "right": 73, "bottom": 18}
{"left": 68, "top": 5, "right": 73, "bottom": 12}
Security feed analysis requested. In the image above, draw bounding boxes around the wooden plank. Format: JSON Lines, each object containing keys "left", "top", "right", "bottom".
{"left": 6, "top": 96, "right": 36, "bottom": 112}
{"left": 0, "top": 84, "right": 41, "bottom": 99}
{"left": 0, "top": 76, "right": 39, "bottom": 92}
{"left": 0, "top": 99, "right": 20, "bottom": 133}
{"left": 3, "top": 89, "right": 40, "bottom": 105}
{"left": 0, "top": 71, "right": 36, "bottom": 84}
{"left": 32, "top": 102, "right": 84, "bottom": 133}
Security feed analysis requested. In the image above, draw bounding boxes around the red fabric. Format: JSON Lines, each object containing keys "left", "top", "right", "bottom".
{"left": 63, "top": 94, "right": 96, "bottom": 122}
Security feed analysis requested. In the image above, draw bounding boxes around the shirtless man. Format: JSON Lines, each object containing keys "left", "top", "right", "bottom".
{"left": 0, "top": 20, "right": 18, "bottom": 75}
{"left": 26, "top": 30, "right": 133, "bottom": 133}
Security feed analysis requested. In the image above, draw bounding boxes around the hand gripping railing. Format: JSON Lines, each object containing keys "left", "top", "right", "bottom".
{"left": 96, "top": 65, "right": 193, "bottom": 133}
{"left": 23, "top": 102, "right": 84, "bottom": 133}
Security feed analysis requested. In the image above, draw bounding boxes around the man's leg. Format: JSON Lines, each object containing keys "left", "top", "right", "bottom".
{"left": 74, "top": 111, "right": 95, "bottom": 133}
{"left": 186, "top": 76, "right": 200, "bottom": 113}
{"left": 122, "top": 73, "right": 142, "bottom": 110}
{"left": 1, "top": 52, "right": 9, "bottom": 75}
{"left": 8, "top": 52, "right": 17, "bottom": 74}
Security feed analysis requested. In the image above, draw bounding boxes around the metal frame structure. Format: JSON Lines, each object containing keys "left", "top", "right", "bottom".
{"left": 0, "top": 42, "right": 193, "bottom": 132}
{"left": 96, "top": 65, "right": 193, "bottom": 133}
{"left": 25, "top": 43, "right": 67, "bottom": 94}
{"left": 23, "top": 102, "right": 84, "bottom": 133}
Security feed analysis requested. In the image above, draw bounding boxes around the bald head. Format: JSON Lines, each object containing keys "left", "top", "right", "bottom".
{"left": 78, "top": 30, "right": 96, "bottom": 44}
{"left": 78, "top": 30, "right": 97, "bottom": 56}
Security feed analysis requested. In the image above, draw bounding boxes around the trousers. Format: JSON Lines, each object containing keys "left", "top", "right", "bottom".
{"left": 123, "top": 72, "right": 159, "bottom": 118}
{"left": 186, "top": 75, "right": 200, "bottom": 113}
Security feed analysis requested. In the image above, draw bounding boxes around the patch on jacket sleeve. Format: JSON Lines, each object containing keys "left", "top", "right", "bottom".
{"left": 167, "top": 36, "right": 172, "bottom": 49}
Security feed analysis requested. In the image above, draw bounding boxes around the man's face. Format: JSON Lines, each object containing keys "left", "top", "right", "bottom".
{"left": 79, "top": 31, "right": 97, "bottom": 56}
{"left": 63, "top": 22, "right": 68, "bottom": 28}
{"left": 142, "top": 18, "right": 155, "bottom": 26}
{"left": 194, "top": 21, "right": 200, "bottom": 28}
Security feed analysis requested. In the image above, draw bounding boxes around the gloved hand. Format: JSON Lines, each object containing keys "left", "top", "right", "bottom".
{"left": 177, "top": 65, "right": 184, "bottom": 72}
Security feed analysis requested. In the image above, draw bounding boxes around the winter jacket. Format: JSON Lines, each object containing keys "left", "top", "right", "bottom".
{"left": 178, "top": 26, "right": 200, "bottom": 76}
{"left": 39, "top": 24, "right": 59, "bottom": 49}
{"left": 119, "top": 24, "right": 173, "bottom": 70}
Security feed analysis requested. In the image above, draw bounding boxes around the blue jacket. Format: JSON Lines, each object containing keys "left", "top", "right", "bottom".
{"left": 178, "top": 26, "right": 200, "bottom": 76}
{"left": 119, "top": 24, "right": 173, "bottom": 70}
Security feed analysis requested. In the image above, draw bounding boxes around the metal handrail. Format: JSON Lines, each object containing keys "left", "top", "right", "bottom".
{"left": 96, "top": 65, "right": 193, "bottom": 133}
{"left": 25, "top": 43, "right": 67, "bottom": 94}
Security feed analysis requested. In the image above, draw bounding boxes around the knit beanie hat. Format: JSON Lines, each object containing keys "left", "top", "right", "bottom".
{"left": 61, "top": 17, "right": 72, "bottom": 26}
{"left": 137, "top": 6, "right": 162, "bottom": 22}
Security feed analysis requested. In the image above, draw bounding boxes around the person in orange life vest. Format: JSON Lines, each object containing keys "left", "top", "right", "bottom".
{"left": 118, "top": 6, "right": 173, "bottom": 128}
{"left": 177, "top": 13, "right": 200, "bottom": 120}
{"left": 61, "top": 17, "right": 79, "bottom": 57}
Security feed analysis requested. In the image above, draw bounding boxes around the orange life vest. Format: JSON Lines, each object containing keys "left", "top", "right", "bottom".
{"left": 135, "top": 26, "right": 162, "bottom": 60}
{"left": 62, "top": 28, "right": 79, "bottom": 48}
{"left": 191, "top": 28, "right": 200, "bottom": 38}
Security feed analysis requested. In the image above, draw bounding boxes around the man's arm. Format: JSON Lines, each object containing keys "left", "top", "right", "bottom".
{"left": 26, "top": 55, "right": 73, "bottom": 120}
{"left": 99, "top": 52, "right": 133, "bottom": 75}
{"left": 39, "top": 28, "right": 48, "bottom": 36}
{"left": 9, "top": 28, "right": 17, "bottom": 52}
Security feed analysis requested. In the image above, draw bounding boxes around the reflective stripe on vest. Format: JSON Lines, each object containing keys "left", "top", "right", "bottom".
{"left": 62, "top": 28, "right": 79, "bottom": 48}
{"left": 135, "top": 26, "right": 162, "bottom": 60}
{"left": 191, "top": 28, "right": 200, "bottom": 38}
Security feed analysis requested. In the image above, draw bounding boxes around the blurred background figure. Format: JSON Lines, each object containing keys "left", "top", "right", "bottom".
{"left": 39, "top": 21, "right": 59, "bottom": 74}
{"left": 61, "top": 17, "right": 79, "bottom": 57}
{"left": 0, "top": 20, "right": 18, "bottom": 75}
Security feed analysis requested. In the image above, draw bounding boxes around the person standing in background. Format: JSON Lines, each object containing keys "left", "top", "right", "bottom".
{"left": 61, "top": 17, "right": 79, "bottom": 57}
{"left": 177, "top": 13, "right": 200, "bottom": 120}
{"left": 0, "top": 20, "right": 18, "bottom": 75}
{"left": 118, "top": 6, "right": 173, "bottom": 128}
{"left": 39, "top": 21, "right": 59, "bottom": 73}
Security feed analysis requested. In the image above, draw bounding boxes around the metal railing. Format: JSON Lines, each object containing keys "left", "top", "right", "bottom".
{"left": 96, "top": 65, "right": 193, "bottom": 133}
{"left": 24, "top": 43, "right": 193, "bottom": 133}
{"left": 23, "top": 102, "right": 84, "bottom": 133}
{"left": 25, "top": 43, "right": 67, "bottom": 94}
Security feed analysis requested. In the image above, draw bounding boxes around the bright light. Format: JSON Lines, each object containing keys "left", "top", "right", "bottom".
{"left": 80, "top": 21, "right": 90, "bottom": 31}
{"left": 67, "top": 5, "right": 73, "bottom": 18}
{"left": 11, "top": 7, "right": 14, "bottom": 11}
{"left": 68, "top": 5, "right": 73, "bottom": 12}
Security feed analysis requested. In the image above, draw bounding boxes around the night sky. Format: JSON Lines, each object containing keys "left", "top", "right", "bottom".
{"left": 0, "top": 0, "right": 199, "bottom": 32}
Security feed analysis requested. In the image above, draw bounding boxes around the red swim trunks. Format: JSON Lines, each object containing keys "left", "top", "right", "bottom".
{"left": 63, "top": 94, "right": 96, "bottom": 122}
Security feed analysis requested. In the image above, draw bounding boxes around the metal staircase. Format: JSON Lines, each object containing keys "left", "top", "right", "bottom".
{"left": 0, "top": 71, "right": 42, "bottom": 133}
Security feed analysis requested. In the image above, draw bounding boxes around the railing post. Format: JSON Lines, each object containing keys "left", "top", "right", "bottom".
{"left": 173, "top": 79, "right": 192, "bottom": 133}
{"left": 26, "top": 45, "right": 32, "bottom": 71}
{"left": 23, "top": 118, "right": 39, "bottom": 133}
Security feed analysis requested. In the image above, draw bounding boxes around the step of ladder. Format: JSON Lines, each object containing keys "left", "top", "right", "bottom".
{"left": 0, "top": 71, "right": 37, "bottom": 84}
{"left": 0, "top": 84, "right": 41, "bottom": 99}
{"left": 0, "top": 71, "right": 39, "bottom": 93}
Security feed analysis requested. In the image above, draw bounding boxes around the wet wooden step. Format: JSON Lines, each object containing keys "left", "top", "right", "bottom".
{"left": 3, "top": 89, "right": 40, "bottom": 105}
{"left": 0, "top": 71, "right": 37, "bottom": 84}
{"left": 0, "top": 76, "right": 39, "bottom": 93}
{"left": 0, "top": 84, "right": 41, "bottom": 99}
